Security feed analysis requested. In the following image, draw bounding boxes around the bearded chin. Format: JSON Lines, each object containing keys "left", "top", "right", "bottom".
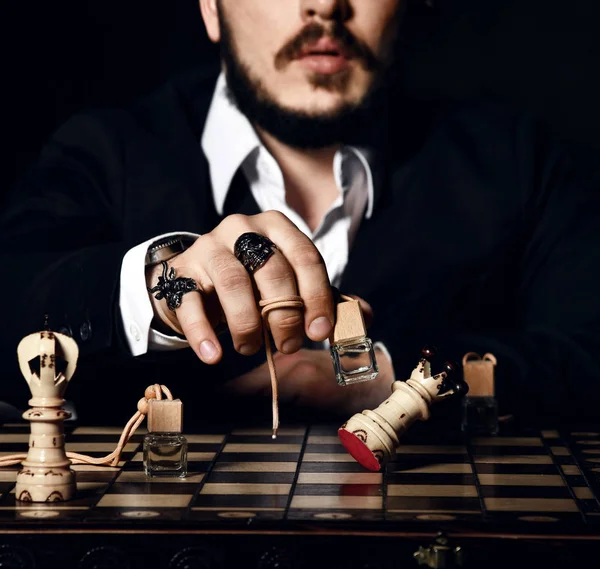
{"left": 219, "top": 20, "right": 379, "bottom": 149}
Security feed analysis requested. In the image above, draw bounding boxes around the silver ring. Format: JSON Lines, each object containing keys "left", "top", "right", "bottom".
{"left": 234, "top": 232, "right": 277, "bottom": 274}
{"left": 147, "top": 261, "right": 198, "bottom": 311}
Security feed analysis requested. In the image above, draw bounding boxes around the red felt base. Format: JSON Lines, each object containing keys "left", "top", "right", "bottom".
{"left": 338, "top": 428, "right": 382, "bottom": 472}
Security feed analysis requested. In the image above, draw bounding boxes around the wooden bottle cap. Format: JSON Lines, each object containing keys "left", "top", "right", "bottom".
{"left": 330, "top": 300, "right": 367, "bottom": 344}
{"left": 147, "top": 399, "right": 183, "bottom": 433}
{"left": 462, "top": 353, "right": 496, "bottom": 397}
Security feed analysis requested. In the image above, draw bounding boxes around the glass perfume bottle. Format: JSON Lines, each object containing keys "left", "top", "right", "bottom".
{"left": 329, "top": 298, "right": 379, "bottom": 386}
{"left": 143, "top": 399, "right": 188, "bottom": 478}
{"left": 460, "top": 353, "right": 499, "bottom": 436}
{"left": 461, "top": 396, "right": 499, "bottom": 435}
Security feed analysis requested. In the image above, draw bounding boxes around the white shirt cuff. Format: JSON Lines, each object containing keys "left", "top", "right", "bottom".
{"left": 119, "top": 231, "right": 199, "bottom": 356}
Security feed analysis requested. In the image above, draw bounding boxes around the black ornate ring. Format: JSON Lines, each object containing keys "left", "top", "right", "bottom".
{"left": 148, "top": 261, "right": 198, "bottom": 311}
{"left": 234, "top": 232, "right": 277, "bottom": 274}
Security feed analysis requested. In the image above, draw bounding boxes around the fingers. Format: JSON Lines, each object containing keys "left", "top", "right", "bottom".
{"left": 249, "top": 249, "right": 305, "bottom": 354}
{"left": 195, "top": 238, "right": 264, "bottom": 356}
{"left": 252, "top": 211, "right": 335, "bottom": 342}
{"left": 174, "top": 288, "right": 223, "bottom": 364}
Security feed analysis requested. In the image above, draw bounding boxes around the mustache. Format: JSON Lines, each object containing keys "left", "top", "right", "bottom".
{"left": 274, "top": 22, "right": 379, "bottom": 71}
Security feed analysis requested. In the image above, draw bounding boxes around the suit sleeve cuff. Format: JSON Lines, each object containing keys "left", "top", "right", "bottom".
{"left": 119, "top": 231, "right": 199, "bottom": 356}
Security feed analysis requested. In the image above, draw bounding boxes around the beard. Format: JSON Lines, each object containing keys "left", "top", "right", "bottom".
{"left": 218, "top": 8, "right": 393, "bottom": 149}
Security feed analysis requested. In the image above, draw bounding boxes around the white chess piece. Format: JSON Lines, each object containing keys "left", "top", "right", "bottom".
{"left": 338, "top": 347, "right": 467, "bottom": 471}
{"left": 15, "top": 330, "right": 78, "bottom": 502}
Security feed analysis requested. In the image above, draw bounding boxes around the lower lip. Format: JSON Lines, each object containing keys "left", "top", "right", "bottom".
{"left": 297, "top": 54, "right": 350, "bottom": 74}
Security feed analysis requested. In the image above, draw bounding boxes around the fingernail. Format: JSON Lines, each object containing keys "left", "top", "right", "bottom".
{"left": 308, "top": 316, "right": 332, "bottom": 340}
{"left": 282, "top": 337, "right": 303, "bottom": 354}
{"left": 199, "top": 340, "right": 218, "bottom": 362}
{"left": 239, "top": 344, "right": 257, "bottom": 356}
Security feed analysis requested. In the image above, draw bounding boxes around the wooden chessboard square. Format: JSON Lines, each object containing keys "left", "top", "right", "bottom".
{"left": 386, "top": 473, "right": 476, "bottom": 485}
{"left": 395, "top": 445, "right": 467, "bottom": 455}
{"left": 387, "top": 484, "right": 478, "bottom": 498}
{"left": 0, "top": 434, "right": 30, "bottom": 444}
{"left": 549, "top": 446, "right": 571, "bottom": 456}
{"left": 71, "top": 464, "right": 122, "bottom": 473}
{"left": 231, "top": 427, "right": 306, "bottom": 436}
{"left": 96, "top": 493, "right": 193, "bottom": 508}
{"left": 294, "top": 484, "right": 382, "bottom": 497}
{"left": 477, "top": 474, "right": 565, "bottom": 486}
{"left": 297, "top": 473, "right": 382, "bottom": 485}
{"left": 130, "top": 451, "right": 216, "bottom": 463}
{"left": 484, "top": 497, "right": 579, "bottom": 512}
{"left": 200, "top": 483, "right": 292, "bottom": 495}
{"left": 386, "top": 496, "right": 482, "bottom": 511}
{"left": 106, "top": 482, "right": 198, "bottom": 495}
{"left": 67, "top": 433, "right": 144, "bottom": 444}
{"left": 306, "top": 435, "right": 342, "bottom": 445}
{"left": 302, "top": 453, "right": 356, "bottom": 463}
{"left": 387, "top": 462, "right": 473, "bottom": 475}
{"left": 0, "top": 482, "right": 15, "bottom": 495}
{"left": 72, "top": 470, "right": 119, "bottom": 483}
{"left": 206, "top": 472, "right": 295, "bottom": 484}
{"left": 0, "top": 493, "right": 101, "bottom": 510}
{"left": 475, "top": 463, "right": 560, "bottom": 475}
{"left": 65, "top": 442, "right": 139, "bottom": 453}
{"left": 219, "top": 452, "right": 300, "bottom": 462}
{"left": 552, "top": 455, "right": 579, "bottom": 465}
{"left": 560, "top": 465, "right": 582, "bottom": 476}
{"left": 299, "top": 462, "right": 370, "bottom": 473}
{"left": 71, "top": 426, "right": 146, "bottom": 436}
{"left": 541, "top": 430, "right": 561, "bottom": 439}
{"left": 473, "top": 455, "right": 553, "bottom": 465}
{"left": 392, "top": 454, "right": 470, "bottom": 465}
{"left": 222, "top": 443, "right": 301, "bottom": 453}
{"left": 184, "top": 443, "right": 224, "bottom": 453}
{"left": 471, "top": 445, "right": 547, "bottom": 456}
{"left": 227, "top": 434, "right": 305, "bottom": 444}
{"left": 290, "top": 495, "right": 383, "bottom": 510}
{"left": 115, "top": 471, "right": 205, "bottom": 484}
{"left": 573, "top": 487, "right": 595, "bottom": 500}
{"left": 213, "top": 461, "right": 297, "bottom": 473}
{"left": 307, "top": 425, "right": 343, "bottom": 436}
{"left": 0, "top": 471, "right": 17, "bottom": 483}
{"left": 184, "top": 435, "right": 225, "bottom": 444}
{"left": 471, "top": 437, "right": 543, "bottom": 446}
{"left": 303, "top": 443, "right": 347, "bottom": 454}
{"left": 480, "top": 485, "right": 572, "bottom": 499}
{"left": 579, "top": 500, "right": 600, "bottom": 515}
{"left": 191, "top": 494, "right": 289, "bottom": 509}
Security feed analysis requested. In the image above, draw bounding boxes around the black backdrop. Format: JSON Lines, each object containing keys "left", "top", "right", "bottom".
{"left": 3, "top": 0, "right": 600, "bottom": 201}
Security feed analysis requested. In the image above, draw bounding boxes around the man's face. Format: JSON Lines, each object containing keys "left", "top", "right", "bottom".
{"left": 201, "top": 0, "right": 405, "bottom": 147}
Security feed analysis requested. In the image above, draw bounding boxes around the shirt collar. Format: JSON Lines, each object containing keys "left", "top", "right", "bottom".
{"left": 201, "top": 72, "right": 374, "bottom": 219}
{"left": 201, "top": 74, "right": 261, "bottom": 216}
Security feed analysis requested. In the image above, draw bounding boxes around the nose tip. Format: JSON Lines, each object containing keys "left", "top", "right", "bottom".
{"left": 301, "top": 0, "right": 346, "bottom": 21}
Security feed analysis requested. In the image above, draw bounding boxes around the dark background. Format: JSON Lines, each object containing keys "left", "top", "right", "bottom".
{"left": 2, "top": 0, "right": 600, "bottom": 204}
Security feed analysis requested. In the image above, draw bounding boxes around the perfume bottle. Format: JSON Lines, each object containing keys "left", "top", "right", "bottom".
{"left": 143, "top": 399, "right": 188, "bottom": 478}
{"left": 329, "top": 298, "right": 379, "bottom": 386}
{"left": 460, "top": 353, "right": 499, "bottom": 436}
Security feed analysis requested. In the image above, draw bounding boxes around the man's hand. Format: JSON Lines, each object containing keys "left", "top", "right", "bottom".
{"left": 222, "top": 346, "right": 396, "bottom": 416}
{"left": 146, "top": 211, "right": 334, "bottom": 364}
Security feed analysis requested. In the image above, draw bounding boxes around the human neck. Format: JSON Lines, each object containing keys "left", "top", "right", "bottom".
{"left": 257, "top": 127, "right": 341, "bottom": 233}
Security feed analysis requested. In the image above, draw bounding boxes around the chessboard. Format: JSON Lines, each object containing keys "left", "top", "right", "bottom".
{"left": 1, "top": 422, "right": 600, "bottom": 568}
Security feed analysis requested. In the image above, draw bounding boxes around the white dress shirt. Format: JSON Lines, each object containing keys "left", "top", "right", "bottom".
{"left": 119, "top": 73, "right": 375, "bottom": 357}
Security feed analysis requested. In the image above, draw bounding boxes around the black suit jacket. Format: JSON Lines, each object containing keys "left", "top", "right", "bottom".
{"left": 2, "top": 67, "right": 599, "bottom": 424}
